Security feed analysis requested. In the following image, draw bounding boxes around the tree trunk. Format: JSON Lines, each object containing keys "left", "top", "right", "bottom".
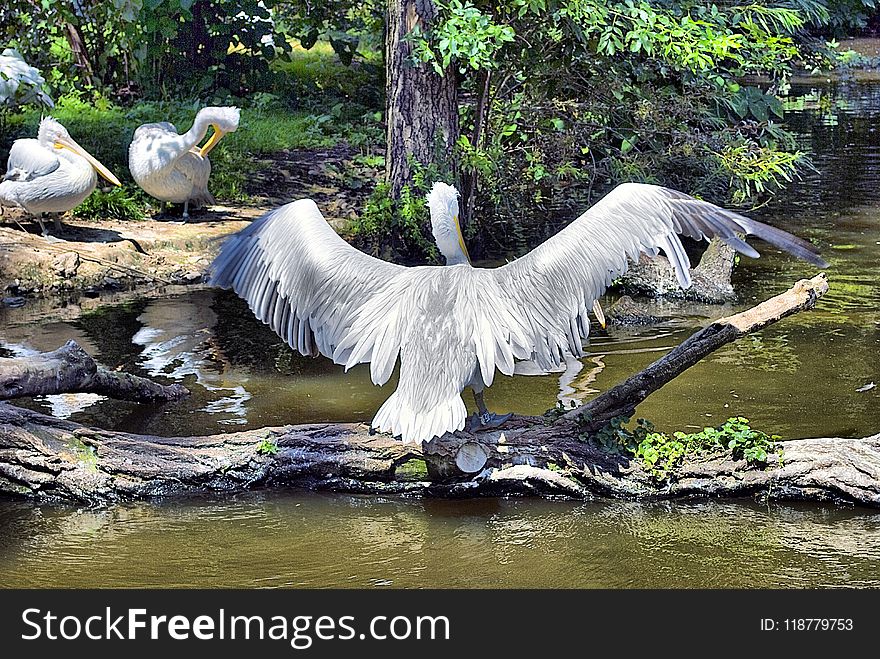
{"left": 64, "top": 22, "right": 95, "bottom": 83}
{"left": 569, "top": 274, "right": 828, "bottom": 430}
{"left": 461, "top": 69, "right": 491, "bottom": 228}
{"left": 385, "top": 0, "right": 459, "bottom": 197}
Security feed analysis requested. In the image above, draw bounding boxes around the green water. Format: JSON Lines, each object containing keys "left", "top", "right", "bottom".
{"left": 1, "top": 82, "right": 879, "bottom": 588}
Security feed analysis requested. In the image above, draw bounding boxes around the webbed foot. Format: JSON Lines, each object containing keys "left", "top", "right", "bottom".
{"left": 466, "top": 411, "right": 513, "bottom": 433}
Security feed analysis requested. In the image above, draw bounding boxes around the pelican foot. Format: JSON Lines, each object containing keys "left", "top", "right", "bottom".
{"left": 466, "top": 411, "right": 513, "bottom": 433}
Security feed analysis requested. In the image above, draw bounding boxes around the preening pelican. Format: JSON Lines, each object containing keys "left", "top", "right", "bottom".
{"left": 210, "top": 182, "right": 827, "bottom": 445}
{"left": 0, "top": 117, "right": 122, "bottom": 235}
{"left": 128, "top": 106, "right": 240, "bottom": 219}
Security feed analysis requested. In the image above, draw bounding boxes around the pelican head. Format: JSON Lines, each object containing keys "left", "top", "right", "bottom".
{"left": 428, "top": 182, "right": 470, "bottom": 265}
{"left": 192, "top": 106, "right": 240, "bottom": 157}
{"left": 38, "top": 117, "right": 122, "bottom": 186}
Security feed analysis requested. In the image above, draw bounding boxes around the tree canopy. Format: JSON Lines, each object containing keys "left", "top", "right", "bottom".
{"left": 1, "top": 0, "right": 877, "bottom": 257}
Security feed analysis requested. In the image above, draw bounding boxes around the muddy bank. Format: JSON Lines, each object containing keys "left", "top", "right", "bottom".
{"left": 0, "top": 143, "right": 380, "bottom": 302}
{"left": 0, "top": 207, "right": 258, "bottom": 298}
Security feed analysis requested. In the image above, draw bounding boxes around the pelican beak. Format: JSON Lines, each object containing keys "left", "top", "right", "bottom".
{"left": 55, "top": 136, "right": 122, "bottom": 186}
{"left": 454, "top": 214, "right": 471, "bottom": 263}
{"left": 197, "top": 125, "right": 226, "bottom": 157}
{"left": 592, "top": 299, "right": 607, "bottom": 329}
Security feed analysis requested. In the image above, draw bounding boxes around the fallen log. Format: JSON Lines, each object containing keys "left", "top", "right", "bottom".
{"left": 0, "top": 340, "right": 189, "bottom": 403}
{"left": 2, "top": 272, "right": 872, "bottom": 507}
{"left": 0, "top": 401, "right": 877, "bottom": 506}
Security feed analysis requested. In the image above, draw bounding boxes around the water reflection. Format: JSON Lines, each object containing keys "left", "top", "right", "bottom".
{"left": 133, "top": 293, "right": 252, "bottom": 424}
{"left": 1, "top": 493, "right": 879, "bottom": 588}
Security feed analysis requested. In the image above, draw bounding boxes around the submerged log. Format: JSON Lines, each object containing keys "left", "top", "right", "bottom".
{"left": 1, "top": 272, "right": 872, "bottom": 507}
{"left": 0, "top": 340, "right": 189, "bottom": 403}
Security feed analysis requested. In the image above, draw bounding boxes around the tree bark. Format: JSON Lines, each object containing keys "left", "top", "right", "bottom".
{"left": 64, "top": 22, "right": 95, "bottom": 82}
{"left": 1, "top": 401, "right": 877, "bottom": 506}
{"left": 620, "top": 238, "right": 738, "bottom": 303}
{"left": 385, "top": 0, "right": 459, "bottom": 197}
{"left": 0, "top": 275, "right": 862, "bottom": 506}
{"left": 0, "top": 340, "right": 189, "bottom": 403}
{"left": 460, "top": 69, "right": 491, "bottom": 228}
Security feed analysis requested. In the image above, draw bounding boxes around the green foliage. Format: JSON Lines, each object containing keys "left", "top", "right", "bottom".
{"left": 400, "top": 0, "right": 846, "bottom": 255}
{"left": 275, "top": 0, "right": 384, "bottom": 64}
{"left": 590, "top": 415, "right": 782, "bottom": 481}
{"left": 1, "top": 0, "right": 292, "bottom": 98}
{"left": 351, "top": 179, "right": 441, "bottom": 263}
{"left": 74, "top": 186, "right": 149, "bottom": 221}
{"left": 410, "top": 0, "right": 515, "bottom": 74}
{"left": 256, "top": 436, "right": 279, "bottom": 456}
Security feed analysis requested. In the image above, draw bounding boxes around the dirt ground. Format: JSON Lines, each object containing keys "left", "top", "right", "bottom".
{"left": 0, "top": 144, "right": 376, "bottom": 303}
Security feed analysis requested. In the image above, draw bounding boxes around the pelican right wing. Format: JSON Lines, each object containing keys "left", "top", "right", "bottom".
{"left": 491, "top": 182, "right": 826, "bottom": 370}
{"left": 3, "top": 138, "right": 60, "bottom": 181}
{"left": 209, "top": 199, "right": 406, "bottom": 361}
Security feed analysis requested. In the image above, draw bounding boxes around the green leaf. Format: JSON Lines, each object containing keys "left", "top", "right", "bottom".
{"left": 300, "top": 28, "right": 320, "bottom": 50}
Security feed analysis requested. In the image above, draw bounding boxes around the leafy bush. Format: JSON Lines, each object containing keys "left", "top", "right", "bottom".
{"left": 74, "top": 186, "right": 149, "bottom": 221}
{"left": 591, "top": 415, "right": 781, "bottom": 481}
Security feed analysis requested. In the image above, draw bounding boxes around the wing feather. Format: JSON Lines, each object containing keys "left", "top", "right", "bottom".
{"left": 3, "top": 139, "right": 60, "bottom": 181}
{"left": 492, "top": 182, "right": 827, "bottom": 365}
{"left": 210, "top": 199, "right": 405, "bottom": 365}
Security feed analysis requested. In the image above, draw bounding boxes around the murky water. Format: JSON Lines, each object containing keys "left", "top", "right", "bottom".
{"left": 2, "top": 82, "right": 880, "bottom": 588}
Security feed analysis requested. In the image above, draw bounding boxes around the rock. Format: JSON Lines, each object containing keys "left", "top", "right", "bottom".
{"left": 52, "top": 252, "right": 80, "bottom": 279}
{"left": 182, "top": 271, "right": 203, "bottom": 284}
{"left": 619, "top": 238, "right": 737, "bottom": 303}
{"left": 0, "top": 296, "right": 26, "bottom": 308}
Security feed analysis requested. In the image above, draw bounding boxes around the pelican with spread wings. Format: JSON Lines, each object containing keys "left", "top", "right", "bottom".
{"left": 210, "top": 182, "right": 827, "bottom": 444}
{"left": 0, "top": 117, "right": 122, "bottom": 235}
{"left": 128, "top": 106, "right": 240, "bottom": 219}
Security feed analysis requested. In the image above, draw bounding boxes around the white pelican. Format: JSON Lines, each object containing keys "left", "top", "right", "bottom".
{"left": 0, "top": 117, "right": 122, "bottom": 235}
{"left": 210, "top": 182, "right": 827, "bottom": 444}
{"left": 128, "top": 106, "right": 240, "bottom": 219}
{"left": 0, "top": 48, "right": 53, "bottom": 109}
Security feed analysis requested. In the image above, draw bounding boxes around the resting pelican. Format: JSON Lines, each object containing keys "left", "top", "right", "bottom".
{"left": 128, "top": 106, "right": 240, "bottom": 219}
{"left": 0, "top": 117, "right": 122, "bottom": 235}
{"left": 210, "top": 182, "right": 827, "bottom": 444}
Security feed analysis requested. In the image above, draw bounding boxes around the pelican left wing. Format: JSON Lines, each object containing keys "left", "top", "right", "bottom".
{"left": 491, "top": 182, "right": 826, "bottom": 369}
{"left": 209, "top": 199, "right": 406, "bottom": 362}
{"left": 3, "top": 138, "right": 60, "bottom": 181}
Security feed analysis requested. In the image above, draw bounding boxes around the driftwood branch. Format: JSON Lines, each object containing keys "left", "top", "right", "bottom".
{"left": 0, "top": 340, "right": 189, "bottom": 403}
{"left": 2, "top": 272, "right": 873, "bottom": 507}
{"left": 569, "top": 273, "right": 829, "bottom": 429}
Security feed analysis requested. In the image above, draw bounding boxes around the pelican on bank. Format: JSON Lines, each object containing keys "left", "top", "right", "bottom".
{"left": 128, "top": 106, "right": 240, "bottom": 220}
{"left": 0, "top": 117, "right": 122, "bottom": 235}
{"left": 210, "top": 182, "right": 827, "bottom": 444}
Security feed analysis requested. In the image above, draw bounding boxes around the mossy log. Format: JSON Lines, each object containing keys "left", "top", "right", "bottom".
{"left": 2, "top": 273, "right": 875, "bottom": 507}
{"left": 1, "top": 401, "right": 877, "bottom": 506}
